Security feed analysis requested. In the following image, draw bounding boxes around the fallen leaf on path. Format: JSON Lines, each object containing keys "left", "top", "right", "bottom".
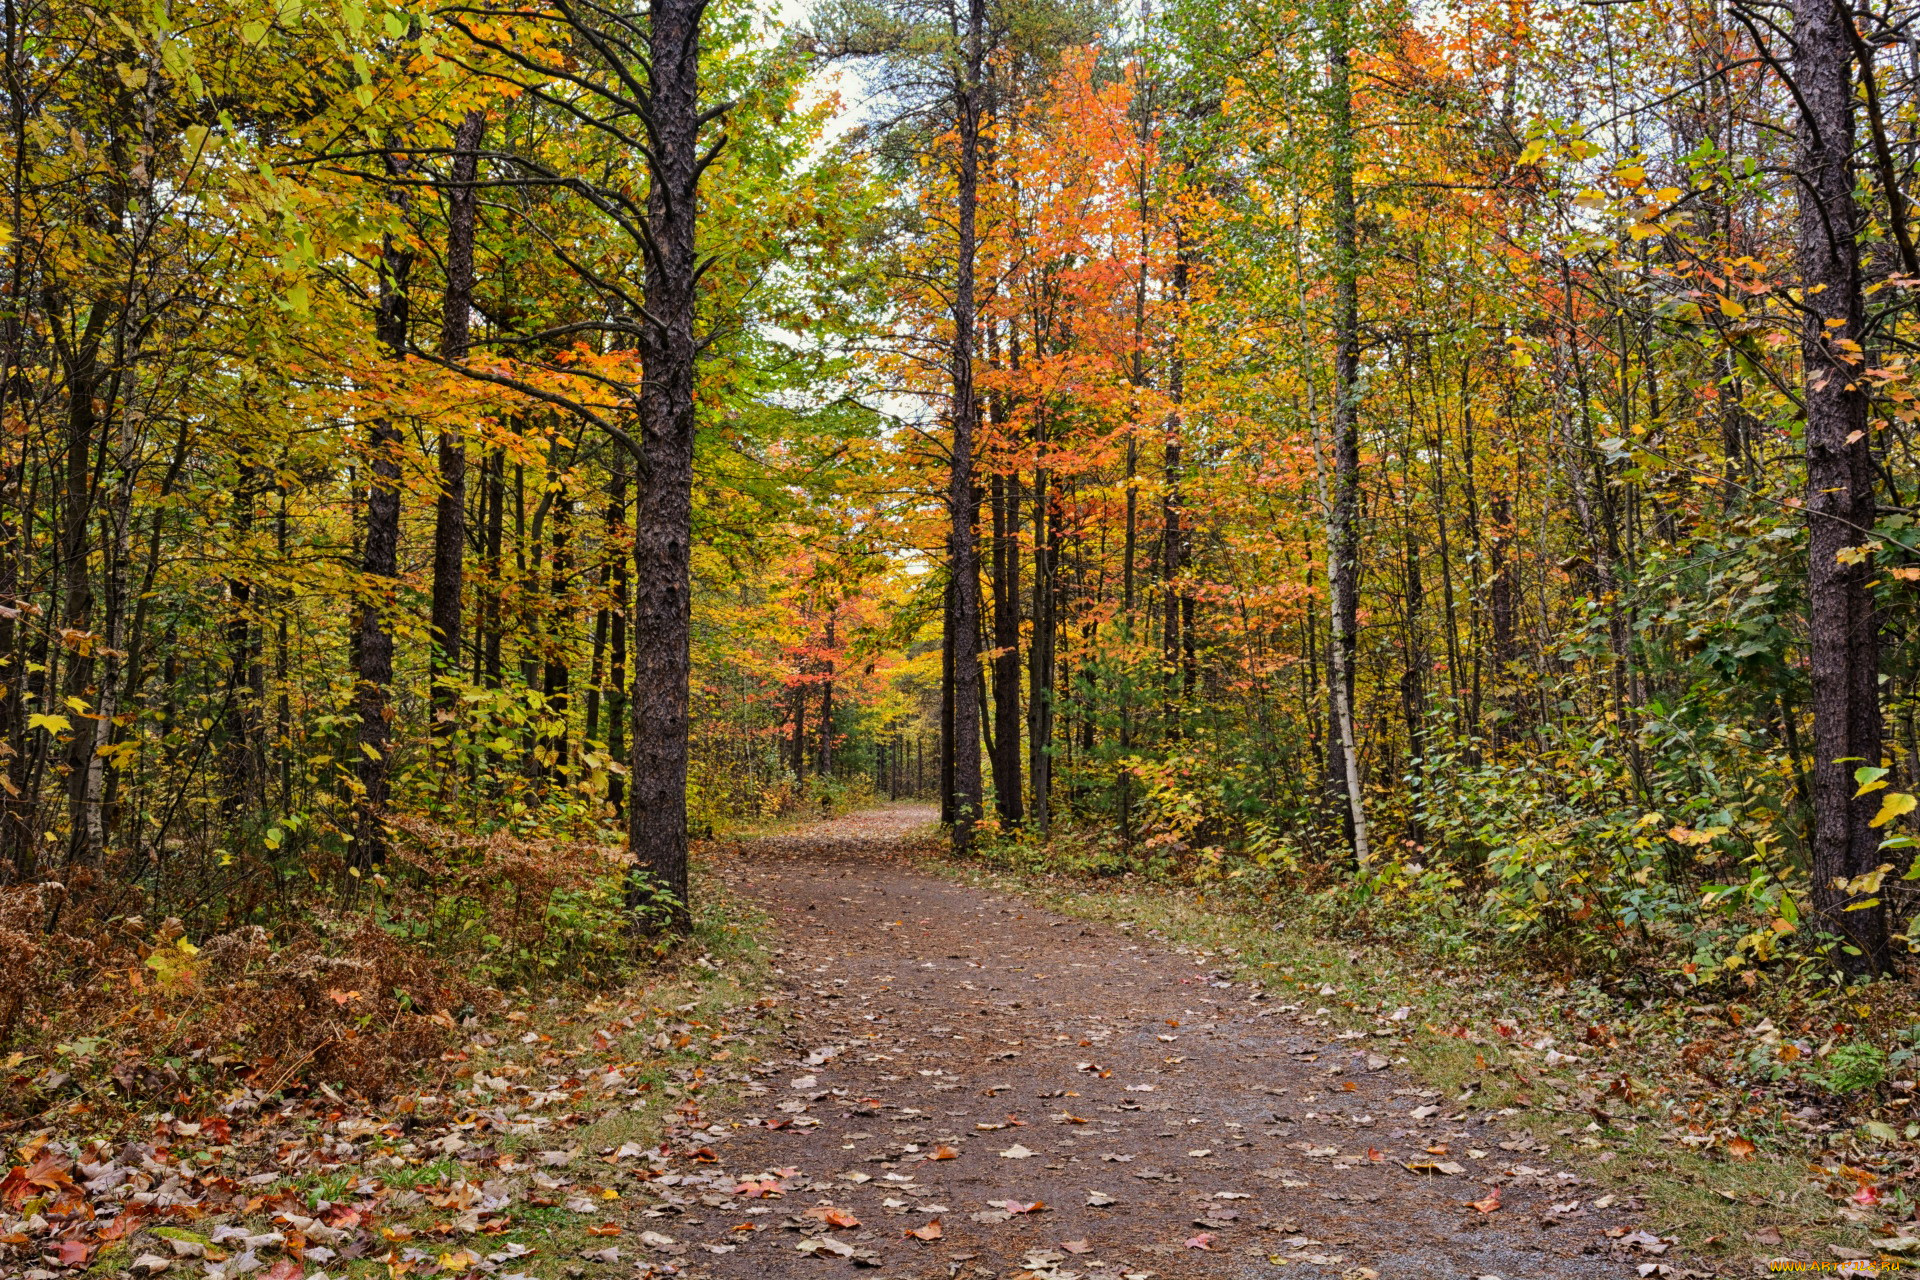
{"left": 1087, "top": 1191, "right": 1116, "bottom": 1206}
{"left": 803, "top": 1206, "right": 861, "bottom": 1229}
{"left": 999, "top": 1144, "right": 1035, "bottom": 1159}
{"left": 1185, "top": 1232, "right": 1215, "bottom": 1250}
{"left": 930, "top": 1145, "right": 960, "bottom": 1160}
{"left": 1468, "top": 1188, "right": 1502, "bottom": 1214}
{"left": 905, "top": 1220, "right": 943, "bottom": 1241}
{"left": 990, "top": 1199, "right": 1045, "bottom": 1214}
{"left": 1062, "top": 1238, "right": 1092, "bottom": 1253}
{"left": 796, "top": 1236, "right": 855, "bottom": 1258}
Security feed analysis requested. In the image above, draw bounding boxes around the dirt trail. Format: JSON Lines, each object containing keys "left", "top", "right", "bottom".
{"left": 657, "top": 807, "right": 1653, "bottom": 1279}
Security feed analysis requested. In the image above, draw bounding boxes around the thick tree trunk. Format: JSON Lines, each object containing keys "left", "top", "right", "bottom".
{"left": 430, "top": 108, "right": 485, "bottom": 761}
{"left": 353, "top": 216, "right": 411, "bottom": 874}
{"left": 624, "top": 0, "right": 709, "bottom": 931}
{"left": 945, "top": 0, "right": 988, "bottom": 850}
{"left": 1796, "top": 0, "right": 1888, "bottom": 974}
{"left": 55, "top": 307, "right": 105, "bottom": 868}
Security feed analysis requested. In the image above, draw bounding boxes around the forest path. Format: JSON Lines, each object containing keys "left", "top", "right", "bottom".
{"left": 662, "top": 806, "right": 1647, "bottom": 1280}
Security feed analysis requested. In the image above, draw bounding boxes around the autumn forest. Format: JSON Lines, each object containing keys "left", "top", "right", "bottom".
{"left": 4, "top": 0, "right": 1920, "bottom": 1260}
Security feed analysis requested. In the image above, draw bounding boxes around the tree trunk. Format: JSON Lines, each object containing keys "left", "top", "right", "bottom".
{"left": 1325, "top": 7, "right": 1369, "bottom": 864}
{"left": 430, "top": 108, "right": 485, "bottom": 763}
{"left": 990, "top": 468, "right": 1023, "bottom": 825}
{"left": 607, "top": 460, "right": 630, "bottom": 816}
{"left": 944, "top": 0, "right": 988, "bottom": 850}
{"left": 1795, "top": 0, "right": 1888, "bottom": 974}
{"left": 789, "top": 674, "right": 808, "bottom": 784}
{"left": 624, "top": 0, "right": 711, "bottom": 931}
{"left": 353, "top": 207, "right": 411, "bottom": 875}
{"left": 1028, "top": 468, "right": 1057, "bottom": 835}
{"left": 817, "top": 609, "right": 835, "bottom": 777}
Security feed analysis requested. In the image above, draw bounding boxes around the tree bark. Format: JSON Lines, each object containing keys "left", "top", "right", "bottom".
{"left": 1795, "top": 0, "right": 1888, "bottom": 973}
{"left": 945, "top": 0, "right": 988, "bottom": 850}
{"left": 430, "top": 108, "right": 485, "bottom": 761}
{"left": 1325, "top": 6, "right": 1369, "bottom": 864}
{"left": 817, "top": 609, "right": 836, "bottom": 777}
{"left": 625, "top": 0, "right": 713, "bottom": 931}
{"left": 607, "top": 461, "right": 629, "bottom": 816}
{"left": 353, "top": 204, "right": 412, "bottom": 875}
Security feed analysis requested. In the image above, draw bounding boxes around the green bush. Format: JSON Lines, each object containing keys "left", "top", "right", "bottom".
{"left": 1820, "top": 1041, "right": 1889, "bottom": 1095}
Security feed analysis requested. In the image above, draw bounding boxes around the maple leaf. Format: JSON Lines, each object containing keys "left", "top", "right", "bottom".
{"left": 56, "top": 1239, "right": 97, "bottom": 1266}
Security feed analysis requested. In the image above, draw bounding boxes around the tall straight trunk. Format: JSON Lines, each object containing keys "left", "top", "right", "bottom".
{"left": 817, "top": 610, "right": 835, "bottom": 777}
{"left": 222, "top": 462, "right": 264, "bottom": 816}
{"left": 789, "top": 675, "right": 808, "bottom": 784}
{"left": 1796, "top": 0, "right": 1887, "bottom": 973}
{"left": 54, "top": 305, "right": 105, "bottom": 868}
{"left": 482, "top": 447, "right": 504, "bottom": 689}
{"left": 940, "top": 574, "right": 956, "bottom": 823}
{"left": 1487, "top": 491, "right": 1516, "bottom": 738}
{"left": 606, "top": 462, "right": 629, "bottom": 816}
{"left": 353, "top": 208, "right": 412, "bottom": 873}
{"left": 624, "top": 0, "right": 712, "bottom": 932}
{"left": 1162, "top": 236, "right": 1189, "bottom": 725}
{"left": 1325, "top": 7, "right": 1370, "bottom": 864}
{"left": 430, "top": 108, "right": 485, "bottom": 759}
{"left": 1028, "top": 464, "right": 1055, "bottom": 835}
{"left": 0, "top": 1, "right": 26, "bottom": 880}
{"left": 1399, "top": 522, "right": 1426, "bottom": 811}
{"left": 944, "top": 0, "right": 988, "bottom": 850}
{"left": 542, "top": 494, "right": 572, "bottom": 774}
{"left": 990, "top": 471, "right": 1023, "bottom": 825}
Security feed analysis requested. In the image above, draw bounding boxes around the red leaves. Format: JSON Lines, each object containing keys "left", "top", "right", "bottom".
{"left": 94, "top": 1207, "right": 155, "bottom": 1242}
{"left": 1184, "top": 1231, "right": 1215, "bottom": 1249}
{"left": 1467, "top": 1188, "right": 1502, "bottom": 1214}
{"left": 904, "top": 1219, "right": 943, "bottom": 1241}
{"left": 803, "top": 1205, "right": 861, "bottom": 1229}
{"left": 54, "top": 1238, "right": 96, "bottom": 1266}
{"left": 1, "top": 1147, "right": 76, "bottom": 1209}
{"left": 262, "top": 1261, "right": 303, "bottom": 1280}
{"left": 733, "top": 1177, "right": 786, "bottom": 1198}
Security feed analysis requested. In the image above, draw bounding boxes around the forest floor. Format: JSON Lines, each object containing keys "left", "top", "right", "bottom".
{"left": 17, "top": 806, "right": 1899, "bottom": 1280}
